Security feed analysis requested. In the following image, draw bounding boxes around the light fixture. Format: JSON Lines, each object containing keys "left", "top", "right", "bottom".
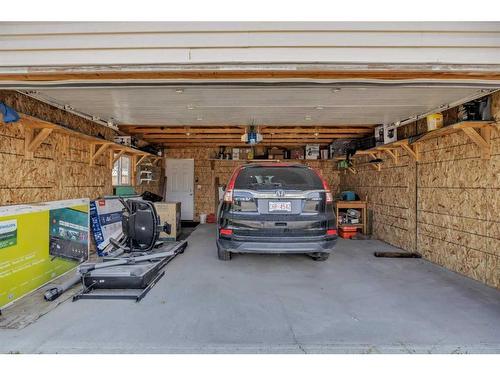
{"left": 314, "top": 132, "right": 319, "bottom": 137}
{"left": 186, "top": 132, "right": 191, "bottom": 136}
{"left": 331, "top": 88, "right": 341, "bottom": 93}
{"left": 316, "top": 106, "right": 324, "bottom": 110}
{"left": 175, "top": 89, "right": 184, "bottom": 94}
{"left": 305, "top": 115, "right": 312, "bottom": 121}
{"left": 196, "top": 116, "right": 203, "bottom": 121}
{"left": 187, "top": 104, "right": 194, "bottom": 110}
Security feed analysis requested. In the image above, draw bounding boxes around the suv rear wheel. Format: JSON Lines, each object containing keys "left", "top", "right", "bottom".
{"left": 310, "top": 252, "right": 330, "bottom": 261}
{"left": 217, "top": 243, "right": 232, "bottom": 261}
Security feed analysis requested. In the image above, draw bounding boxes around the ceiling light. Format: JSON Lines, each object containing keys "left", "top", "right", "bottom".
{"left": 186, "top": 132, "right": 191, "bottom": 136}
{"left": 316, "top": 106, "right": 324, "bottom": 110}
{"left": 331, "top": 88, "right": 341, "bottom": 93}
{"left": 187, "top": 105, "right": 194, "bottom": 110}
{"left": 305, "top": 115, "right": 312, "bottom": 121}
{"left": 196, "top": 116, "right": 203, "bottom": 121}
{"left": 175, "top": 89, "right": 184, "bottom": 94}
{"left": 314, "top": 132, "right": 319, "bottom": 137}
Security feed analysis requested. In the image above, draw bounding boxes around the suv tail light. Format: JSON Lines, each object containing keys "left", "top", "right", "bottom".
{"left": 312, "top": 168, "right": 333, "bottom": 203}
{"left": 223, "top": 166, "right": 243, "bottom": 203}
{"left": 220, "top": 228, "right": 233, "bottom": 236}
{"left": 326, "top": 229, "right": 337, "bottom": 236}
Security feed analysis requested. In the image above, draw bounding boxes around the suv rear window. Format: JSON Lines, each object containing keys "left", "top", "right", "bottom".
{"left": 234, "top": 166, "right": 323, "bottom": 190}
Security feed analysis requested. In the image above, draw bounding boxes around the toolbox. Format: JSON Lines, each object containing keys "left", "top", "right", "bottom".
{"left": 339, "top": 226, "right": 358, "bottom": 239}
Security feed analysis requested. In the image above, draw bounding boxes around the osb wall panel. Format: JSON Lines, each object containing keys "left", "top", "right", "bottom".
{"left": 164, "top": 147, "right": 341, "bottom": 221}
{"left": 340, "top": 92, "right": 499, "bottom": 289}
{"left": 134, "top": 162, "right": 164, "bottom": 197}
{"left": 0, "top": 119, "right": 112, "bottom": 205}
{"left": 416, "top": 126, "right": 500, "bottom": 289}
{"left": 339, "top": 151, "right": 417, "bottom": 252}
{"left": 0, "top": 90, "right": 115, "bottom": 140}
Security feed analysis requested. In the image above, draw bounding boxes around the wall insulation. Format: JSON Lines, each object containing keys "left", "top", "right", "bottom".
{"left": 340, "top": 93, "right": 500, "bottom": 289}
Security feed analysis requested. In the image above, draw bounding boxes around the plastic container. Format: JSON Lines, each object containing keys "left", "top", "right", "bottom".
{"left": 199, "top": 213, "right": 207, "bottom": 224}
{"left": 426, "top": 113, "right": 443, "bottom": 131}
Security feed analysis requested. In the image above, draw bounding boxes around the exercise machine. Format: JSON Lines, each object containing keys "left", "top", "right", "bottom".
{"left": 44, "top": 198, "right": 186, "bottom": 303}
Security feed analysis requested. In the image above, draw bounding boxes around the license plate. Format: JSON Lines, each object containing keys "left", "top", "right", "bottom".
{"left": 269, "top": 201, "right": 292, "bottom": 212}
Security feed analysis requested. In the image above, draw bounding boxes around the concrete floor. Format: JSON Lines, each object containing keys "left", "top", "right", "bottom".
{"left": 1, "top": 224, "right": 499, "bottom": 354}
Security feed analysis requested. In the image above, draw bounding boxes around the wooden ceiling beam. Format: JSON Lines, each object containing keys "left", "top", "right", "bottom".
{"left": 3, "top": 69, "right": 500, "bottom": 82}
{"left": 122, "top": 126, "right": 374, "bottom": 135}
{"left": 163, "top": 143, "right": 329, "bottom": 148}
{"left": 157, "top": 140, "right": 332, "bottom": 145}
{"left": 143, "top": 134, "right": 365, "bottom": 140}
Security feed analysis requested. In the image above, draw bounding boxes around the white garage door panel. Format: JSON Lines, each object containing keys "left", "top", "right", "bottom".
{"left": 32, "top": 85, "right": 484, "bottom": 126}
{"left": 1, "top": 21, "right": 498, "bottom": 35}
{"left": 2, "top": 32, "right": 500, "bottom": 50}
{"left": 0, "top": 22, "right": 499, "bottom": 67}
{"left": 1, "top": 47, "right": 500, "bottom": 66}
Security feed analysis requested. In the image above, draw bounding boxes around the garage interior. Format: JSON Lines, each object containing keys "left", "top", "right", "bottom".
{"left": 0, "top": 22, "right": 499, "bottom": 353}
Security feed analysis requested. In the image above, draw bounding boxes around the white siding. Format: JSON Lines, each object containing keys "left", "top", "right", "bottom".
{"left": 0, "top": 22, "right": 499, "bottom": 67}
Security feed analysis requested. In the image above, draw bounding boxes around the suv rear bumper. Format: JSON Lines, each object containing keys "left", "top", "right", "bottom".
{"left": 217, "top": 236, "right": 337, "bottom": 254}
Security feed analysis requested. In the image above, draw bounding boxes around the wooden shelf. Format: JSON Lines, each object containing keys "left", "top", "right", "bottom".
{"left": 339, "top": 224, "right": 364, "bottom": 228}
{"left": 335, "top": 200, "right": 367, "bottom": 235}
{"left": 336, "top": 121, "right": 497, "bottom": 167}
{"left": 12, "top": 113, "right": 162, "bottom": 168}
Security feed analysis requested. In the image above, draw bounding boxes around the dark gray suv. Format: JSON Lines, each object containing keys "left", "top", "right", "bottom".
{"left": 216, "top": 163, "right": 337, "bottom": 261}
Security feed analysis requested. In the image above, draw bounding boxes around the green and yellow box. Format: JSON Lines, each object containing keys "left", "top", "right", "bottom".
{"left": 0, "top": 199, "right": 89, "bottom": 309}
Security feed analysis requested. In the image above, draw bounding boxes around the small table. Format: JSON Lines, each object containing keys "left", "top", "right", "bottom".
{"left": 334, "top": 200, "right": 368, "bottom": 235}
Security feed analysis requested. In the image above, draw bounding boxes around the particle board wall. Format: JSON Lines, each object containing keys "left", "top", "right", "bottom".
{"left": 0, "top": 90, "right": 116, "bottom": 140}
{"left": 0, "top": 90, "right": 163, "bottom": 205}
{"left": 339, "top": 150, "right": 417, "bottom": 252}
{"left": 416, "top": 124, "right": 500, "bottom": 289}
{"left": 340, "top": 93, "right": 500, "bottom": 289}
{"left": 0, "top": 119, "right": 112, "bottom": 205}
{"left": 0, "top": 90, "right": 114, "bottom": 204}
{"left": 164, "top": 147, "right": 340, "bottom": 221}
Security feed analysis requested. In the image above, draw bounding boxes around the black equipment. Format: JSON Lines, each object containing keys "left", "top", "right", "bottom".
{"left": 44, "top": 197, "right": 187, "bottom": 303}
{"left": 121, "top": 199, "right": 161, "bottom": 252}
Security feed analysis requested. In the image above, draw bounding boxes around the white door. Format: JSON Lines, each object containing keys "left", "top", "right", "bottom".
{"left": 165, "top": 159, "right": 194, "bottom": 220}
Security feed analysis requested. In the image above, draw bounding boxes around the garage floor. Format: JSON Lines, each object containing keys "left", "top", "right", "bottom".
{"left": 1, "top": 224, "right": 499, "bottom": 354}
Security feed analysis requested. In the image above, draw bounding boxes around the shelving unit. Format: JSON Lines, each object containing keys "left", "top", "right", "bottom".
{"left": 335, "top": 200, "right": 368, "bottom": 235}
{"left": 13, "top": 113, "right": 162, "bottom": 175}
{"left": 334, "top": 121, "right": 497, "bottom": 171}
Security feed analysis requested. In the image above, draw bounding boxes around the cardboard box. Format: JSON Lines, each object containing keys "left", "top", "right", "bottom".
{"left": 305, "top": 144, "right": 320, "bottom": 160}
{"left": 154, "top": 202, "right": 182, "bottom": 240}
{"left": 232, "top": 148, "right": 240, "bottom": 160}
{"left": 374, "top": 125, "right": 384, "bottom": 146}
{"left": 0, "top": 199, "right": 89, "bottom": 309}
{"left": 290, "top": 148, "right": 304, "bottom": 159}
{"left": 384, "top": 124, "right": 397, "bottom": 144}
{"left": 375, "top": 124, "right": 397, "bottom": 145}
{"left": 114, "top": 136, "right": 132, "bottom": 146}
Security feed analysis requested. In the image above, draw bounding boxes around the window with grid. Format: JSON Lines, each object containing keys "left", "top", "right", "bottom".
{"left": 112, "top": 155, "right": 131, "bottom": 186}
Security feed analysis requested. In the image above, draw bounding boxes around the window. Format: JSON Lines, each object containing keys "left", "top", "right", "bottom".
{"left": 112, "top": 155, "right": 131, "bottom": 186}
{"left": 234, "top": 166, "right": 323, "bottom": 190}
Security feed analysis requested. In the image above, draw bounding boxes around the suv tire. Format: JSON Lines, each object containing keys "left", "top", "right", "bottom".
{"left": 310, "top": 252, "right": 330, "bottom": 261}
{"left": 217, "top": 243, "right": 232, "bottom": 261}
